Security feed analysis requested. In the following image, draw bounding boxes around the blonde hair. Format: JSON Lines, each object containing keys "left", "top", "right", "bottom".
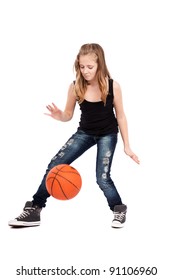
{"left": 73, "top": 43, "right": 111, "bottom": 105}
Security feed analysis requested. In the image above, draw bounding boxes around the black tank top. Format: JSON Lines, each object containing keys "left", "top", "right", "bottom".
{"left": 78, "top": 79, "right": 119, "bottom": 136}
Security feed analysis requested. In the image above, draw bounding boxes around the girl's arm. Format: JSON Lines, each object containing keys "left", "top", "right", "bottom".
{"left": 45, "top": 83, "right": 76, "bottom": 122}
{"left": 113, "top": 80, "right": 140, "bottom": 164}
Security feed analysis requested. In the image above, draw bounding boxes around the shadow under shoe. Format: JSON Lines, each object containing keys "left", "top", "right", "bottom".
{"left": 8, "top": 201, "right": 42, "bottom": 227}
{"left": 112, "top": 204, "right": 127, "bottom": 228}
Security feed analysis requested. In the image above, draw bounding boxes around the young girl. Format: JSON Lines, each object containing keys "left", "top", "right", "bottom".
{"left": 8, "top": 43, "right": 139, "bottom": 228}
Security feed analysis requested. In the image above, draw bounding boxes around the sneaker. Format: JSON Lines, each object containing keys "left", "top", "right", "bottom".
{"left": 8, "top": 201, "right": 42, "bottom": 227}
{"left": 112, "top": 204, "right": 127, "bottom": 228}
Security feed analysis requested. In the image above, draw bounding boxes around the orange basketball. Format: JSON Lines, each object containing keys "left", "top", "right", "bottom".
{"left": 46, "top": 164, "right": 82, "bottom": 200}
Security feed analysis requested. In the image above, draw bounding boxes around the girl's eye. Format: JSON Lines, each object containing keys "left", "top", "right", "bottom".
{"left": 79, "top": 65, "right": 94, "bottom": 70}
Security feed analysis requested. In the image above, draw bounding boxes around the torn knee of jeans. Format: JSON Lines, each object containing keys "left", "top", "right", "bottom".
{"left": 102, "top": 151, "right": 112, "bottom": 179}
{"left": 57, "top": 151, "right": 65, "bottom": 158}
{"left": 61, "top": 139, "right": 74, "bottom": 151}
{"left": 103, "top": 157, "right": 109, "bottom": 165}
{"left": 67, "top": 139, "right": 74, "bottom": 146}
{"left": 103, "top": 150, "right": 112, "bottom": 164}
{"left": 102, "top": 173, "right": 107, "bottom": 179}
{"left": 61, "top": 144, "right": 67, "bottom": 150}
{"left": 106, "top": 150, "right": 111, "bottom": 157}
{"left": 104, "top": 166, "right": 108, "bottom": 173}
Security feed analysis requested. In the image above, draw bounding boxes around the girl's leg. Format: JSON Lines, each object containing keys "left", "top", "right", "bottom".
{"left": 95, "top": 133, "right": 122, "bottom": 211}
{"left": 33, "top": 130, "right": 96, "bottom": 207}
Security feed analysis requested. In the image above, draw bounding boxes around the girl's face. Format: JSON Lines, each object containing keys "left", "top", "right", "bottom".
{"left": 79, "top": 54, "right": 98, "bottom": 82}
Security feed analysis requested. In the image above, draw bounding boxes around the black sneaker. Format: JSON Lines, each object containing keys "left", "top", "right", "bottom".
{"left": 8, "top": 201, "right": 41, "bottom": 227}
{"left": 112, "top": 204, "right": 127, "bottom": 228}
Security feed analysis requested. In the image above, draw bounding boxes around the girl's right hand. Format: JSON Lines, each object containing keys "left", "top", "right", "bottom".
{"left": 44, "top": 102, "right": 63, "bottom": 120}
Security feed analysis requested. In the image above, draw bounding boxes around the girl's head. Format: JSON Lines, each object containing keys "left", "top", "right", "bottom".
{"left": 74, "top": 43, "right": 110, "bottom": 82}
{"left": 74, "top": 43, "right": 111, "bottom": 104}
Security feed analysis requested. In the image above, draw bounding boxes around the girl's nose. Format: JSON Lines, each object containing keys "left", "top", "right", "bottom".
{"left": 83, "top": 67, "right": 88, "bottom": 74}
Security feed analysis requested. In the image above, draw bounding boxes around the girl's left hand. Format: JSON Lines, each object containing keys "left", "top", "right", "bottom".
{"left": 124, "top": 147, "right": 140, "bottom": 164}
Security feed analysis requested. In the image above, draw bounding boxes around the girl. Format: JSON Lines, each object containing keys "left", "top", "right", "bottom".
{"left": 8, "top": 43, "right": 139, "bottom": 228}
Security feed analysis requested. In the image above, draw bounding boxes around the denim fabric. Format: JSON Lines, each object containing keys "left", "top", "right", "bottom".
{"left": 33, "top": 130, "right": 122, "bottom": 210}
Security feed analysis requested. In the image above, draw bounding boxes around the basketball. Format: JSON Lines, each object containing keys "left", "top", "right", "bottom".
{"left": 46, "top": 164, "right": 82, "bottom": 200}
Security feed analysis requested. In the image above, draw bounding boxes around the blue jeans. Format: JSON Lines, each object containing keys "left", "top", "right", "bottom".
{"left": 33, "top": 130, "right": 122, "bottom": 211}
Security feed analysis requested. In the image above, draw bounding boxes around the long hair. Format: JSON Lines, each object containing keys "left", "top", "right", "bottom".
{"left": 73, "top": 43, "right": 111, "bottom": 105}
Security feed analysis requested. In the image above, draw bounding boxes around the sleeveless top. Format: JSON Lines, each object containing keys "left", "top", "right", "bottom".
{"left": 77, "top": 79, "right": 119, "bottom": 136}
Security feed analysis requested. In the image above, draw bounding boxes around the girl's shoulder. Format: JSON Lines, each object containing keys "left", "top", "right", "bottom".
{"left": 108, "top": 78, "right": 121, "bottom": 96}
{"left": 112, "top": 79, "right": 121, "bottom": 93}
{"left": 110, "top": 78, "right": 120, "bottom": 88}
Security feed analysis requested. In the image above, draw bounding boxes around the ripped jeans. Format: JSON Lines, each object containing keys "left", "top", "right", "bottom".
{"left": 33, "top": 130, "right": 122, "bottom": 211}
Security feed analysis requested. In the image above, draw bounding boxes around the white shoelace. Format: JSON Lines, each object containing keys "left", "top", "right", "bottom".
{"left": 114, "top": 212, "right": 125, "bottom": 222}
{"left": 17, "top": 208, "right": 33, "bottom": 219}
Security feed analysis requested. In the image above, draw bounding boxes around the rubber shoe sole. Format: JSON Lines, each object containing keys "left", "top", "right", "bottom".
{"left": 112, "top": 220, "right": 125, "bottom": 228}
{"left": 8, "top": 220, "right": 40, "bottom": 227}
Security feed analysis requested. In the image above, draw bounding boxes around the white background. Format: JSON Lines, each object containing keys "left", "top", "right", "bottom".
{"left": 0, "top": 0, "right": 172, "bottom": 279}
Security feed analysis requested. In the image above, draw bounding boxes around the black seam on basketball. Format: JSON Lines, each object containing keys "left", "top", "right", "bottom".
{"left": 55, "top": 173, "right": 81, "bottom": 190}
{"left": 54, "top": 165, "right": 79, "bottom": 175}
{"left": 51, "top": 165, "right": 66, "bottom": 177}
{"left": 49, "top": 168, "right": 78, "bottom": 176}
{"left": 46, "top": 177, "right": 58, "bottom": 195}
{"left": 47, "top": 177, "right": 69, "bottom": 199}
{"left": 54, "top": 165, "right": 69, "bottom": 173}
{"left": 57, "top": 170, "right": 79, "bottom": 175}
{"left": 50, "top": 172, "right": 59, "bottom": 177}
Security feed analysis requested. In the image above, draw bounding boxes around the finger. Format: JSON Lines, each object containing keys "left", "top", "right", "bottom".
{"left": 44, "top": 113, "right": 52, "bottom": 117}
{"left": 52, "top": 103, "right": 58, "bottom": 110}
{"left": 46, "top": 105, "right": 53, "bottom": 111}
{"left": 134, "top": 157, "right": 140, "bottom": 164}
{"left": 130, "top": 154, "right": 140, "bottom": 164}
